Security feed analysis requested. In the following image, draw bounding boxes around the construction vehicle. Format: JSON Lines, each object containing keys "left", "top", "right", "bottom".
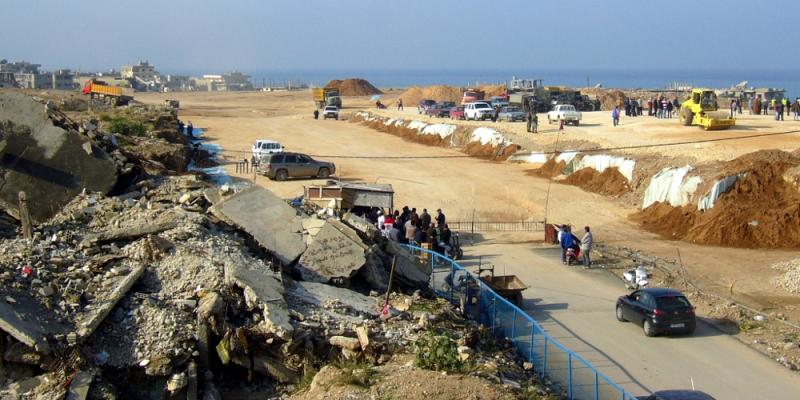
{"left": 679, "top": 89, "right": 735, "bottom": 130}
{"left": 312, "top": 87, "right": 342, "bottom": 109}
{"left": 507, "top": 77, "right": 549, "bottom": 113}
{"left": 462, "top": 89, "right": 485, "bottom": 104}
{"left": 81, "top": 80, "right": 132, "bottom": 106}
{"left": 547, "top": 87, "right": 600, "bottom": 111}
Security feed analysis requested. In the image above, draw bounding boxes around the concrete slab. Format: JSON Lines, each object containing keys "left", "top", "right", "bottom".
{"left": 0, "top": 292, "right": 71, "bottom": 354}
{"left": 0, "top": 92, "right": 117, "bottom": 223}
{"left": 66, "top": 370, "right": 94, "bottom": 400}
{"left": 297, "top": 221, "right": 366, "bottom": 284}
{"left": 211, "top": 186, "right": 306, "bottom": 265}
{"left": 225, "top": 261, "right": 293, "bottom": 339}
{"left": 287, "top": 281, "right": 379, "bottom": 324}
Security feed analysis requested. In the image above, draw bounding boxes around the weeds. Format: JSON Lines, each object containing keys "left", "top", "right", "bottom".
{"left": 413, "top": 332, "right": 465, "bottom": 372}
{"left": 100, "top": 113, "right": 149, "bottom": 136}
{"left": 331, "top": 357, "right": 378, "bottom": 388}
{"left": 739, "top": 320, "right": 763, "bottom": 333}
{"left": 292, "top": 364, "right": 319, "bottom": 393}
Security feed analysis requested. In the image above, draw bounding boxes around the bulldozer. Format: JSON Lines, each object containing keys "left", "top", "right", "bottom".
{"left": 679, "top": 89, "right": 735, "bottom": 130}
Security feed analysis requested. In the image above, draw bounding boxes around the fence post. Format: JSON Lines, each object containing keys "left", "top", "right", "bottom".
{"left": 510, "top": 308, "right": 517, "bottom": 341}
{"left": 595, "top": 371, "right": 599, "bottom": 400}
{"left": 491, "top": 296, "right": 497, "bottom": 333}
{"left": 529, "top": 325, "right": 535, "bottom": 365}
{"left": 542, "top": 336, "right": 548, "bottom": 378}
{"left": 568, "top": 353, "right": 573, "bottom": 400}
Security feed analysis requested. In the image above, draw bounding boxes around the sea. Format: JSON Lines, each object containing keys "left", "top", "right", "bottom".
{"left": 238, "top": 68, "right": 798, "bottom": 99}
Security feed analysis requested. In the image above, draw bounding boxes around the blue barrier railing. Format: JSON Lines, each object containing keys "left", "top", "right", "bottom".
{"left": 398, "top": 243, "right": 638, "bottom": 400}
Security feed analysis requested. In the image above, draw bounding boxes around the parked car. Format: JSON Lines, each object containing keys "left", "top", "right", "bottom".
{"left": 258, "top": 152, "right": 336, "bottom": 181}
{"left": 498, "top": 106, "right": 525, "bottom": 122}
{"left": 637, "top": 390, "right": 716, "bottom": 400}
{"left": 616, "top": 288, "right": 696, "bottom": 337}
{"left": 418, "top": 99, "right": 436, "bottom": 114}
{"left": 490, "top": 95, "right": 509, "bottom": 109}
{"left": 441, "top": 101, "right": 456, "bottom": 108}
{"left": 449, "top": 106, "right": 465, "bottom": 120}
{"left": 322, "top": 106, "right": 339, "bottom": 120}
{"left": 547, "top": 104, "right": 582, "bottom": 125}
{"left": 425, "top": 104, "right": 451, "bottom": 118}
{"left": 251, "top": 139, "right": 284, "bottom": 159}
{"left": 464, "top": 102, "right": 494, "bottom": 121}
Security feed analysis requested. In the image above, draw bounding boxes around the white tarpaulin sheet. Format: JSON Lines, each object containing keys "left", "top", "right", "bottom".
{"left": 470, "top": 127, "right": 512, "bottom": 146}
{"left": 406, "top": 120, "right": 428, "bottom": 130}
{"left": 572, "top": 154, "right": 636, "bottom": 182}
{"left": 509, "top": 152, "right": 548, "bottom": 164}
{"left": 642, "top": 166, "right": 702, "bottom": 209}
{"left": 556, "top": 151, "right": 579, "bottom": 164}
{"left": 420, "top": 124, "right": 456, "bottom": 139}
{"left": 697, "top": 174, "right": 745, "bottom": 211}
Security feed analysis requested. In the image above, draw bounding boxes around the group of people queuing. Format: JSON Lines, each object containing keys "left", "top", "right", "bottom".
{"left": 373, "top": 207, "right": 455, "bottom": 257}
{"left": 749, "top": 96, "right": 800, "bottom": 121}
{"left": 557, "top": 224, "right": 594, "bottom": 267}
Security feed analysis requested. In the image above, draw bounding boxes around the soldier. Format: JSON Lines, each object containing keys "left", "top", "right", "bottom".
{"left": 527, "top": 111, "right": 538, "bottom": 133}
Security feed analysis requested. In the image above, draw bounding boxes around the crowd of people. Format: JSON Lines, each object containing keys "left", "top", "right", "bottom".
{"left": 557, "top": 224, "right": 594, "bottom": 267}
{"left": 749, "top": 95, "right": 800, "bottom": 121}
{"left": 370, "top": 206, "right": 457, "bottom": 257}
{"left": 611, "top": 97, "right": 682, "bottom": 126}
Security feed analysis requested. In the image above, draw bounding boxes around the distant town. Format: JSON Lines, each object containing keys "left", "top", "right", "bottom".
{"left": 0, "top": 59, "right": 304, "bottom": 92}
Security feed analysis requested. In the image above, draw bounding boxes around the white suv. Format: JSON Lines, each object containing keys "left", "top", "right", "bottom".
{"left": 323, "top": 106, "right": 339, "bottom": 120}
{"left": 464, "top": 102, "right": 494, "bottom": 121}
{"left": 252, "top": 139, "right": 284, "bottom": 159}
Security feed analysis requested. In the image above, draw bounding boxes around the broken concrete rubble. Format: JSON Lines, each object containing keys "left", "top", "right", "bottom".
{"left": 211, "top": 185, "right": 306, "bottom": 265}
{"left": 225, "top": 259, "right": 293, "bottom": 340}
{"left": 0, "top": 92, "right": 118, "bottom": 224}
{"left": 297, "top": 220, "right": 367, "bottom": 284}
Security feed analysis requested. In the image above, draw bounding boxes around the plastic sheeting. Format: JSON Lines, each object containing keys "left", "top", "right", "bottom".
{"left": 571, "top": 154, "right": 636, "bottom": 182}
{"left": 509, "top": 152, "right": 548, "bottom": 164}
{"left": 420, "top": 124, "right": 456, "bottom": 139}
{"left": 556, "top": 151, "right": 579, "bottom": 164}
{"left": 697, "top": 174, "right": 745, "bottom": 211}
{"left": 470, "top": 127, "right": 512, "bottom": 146}
{"left": 642, "top": 166, "right": 702, "bottom": 209}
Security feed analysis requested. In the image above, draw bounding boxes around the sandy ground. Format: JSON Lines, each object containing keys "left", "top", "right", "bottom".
{"left": 136, "top": 90, "right": 800, "bottom": 319}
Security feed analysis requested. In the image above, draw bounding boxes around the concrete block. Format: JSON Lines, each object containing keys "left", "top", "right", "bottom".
{"left": 297, "top": 221, "right": 366, "bottom": 283}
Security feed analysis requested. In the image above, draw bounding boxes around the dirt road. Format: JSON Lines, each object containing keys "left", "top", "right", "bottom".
{"left": 462, "top": 242, "right": 800, "bottom": 399}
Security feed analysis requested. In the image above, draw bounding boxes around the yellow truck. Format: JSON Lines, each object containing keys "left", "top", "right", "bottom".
{"left": 679, "top": 89, "right": 735, "bottom": 130}
{"left": 82, "top": 80, "right": 133, "bottom": 106}
{"left": 312, "top": 87, "right": 342, "bottom": 109}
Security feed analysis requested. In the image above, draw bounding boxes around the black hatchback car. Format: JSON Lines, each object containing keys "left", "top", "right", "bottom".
{"left": 638, "top": 390, "right": 716, "bottom": 400}
{"left": 616, "top": 288, "right": 696, "bottom": 337}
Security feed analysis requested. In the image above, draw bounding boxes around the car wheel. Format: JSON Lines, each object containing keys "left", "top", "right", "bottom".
{"left": 616, "top": 306, "right": 626, "bottom": 322}
{"left": 643, "top": 319, "right": 656, "bottom": 337}
{"left": 275, "top": 169, "right": 289, "bottom": 181}
{"left": 317, "top": 167, "right": 330, "bottom": 179}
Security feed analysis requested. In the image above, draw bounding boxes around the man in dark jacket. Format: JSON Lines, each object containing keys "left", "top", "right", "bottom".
{"left": 420, "top": 209, "right": 431, "bottom": 229}
{"left": 435, "top": 209, "right": 446, "bottom": 226}
{"left": 560, "top": 228, "right": 574, "bottom": 264}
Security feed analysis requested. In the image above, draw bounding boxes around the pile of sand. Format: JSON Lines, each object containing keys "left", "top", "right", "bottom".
{"left": 581, "top": 88, "right": 627, "bottom": 110}
{"left": 633, "top": 150, "right": 800, "bottom": 248}
{"left": 400, "top": 84, "right": 508, "bottom": 106}
{"left": 531, "top": 159, "right": 567, "bottom": 178}
{"left": 325, "top": 78, "right": 382, "bottom": 96}
{"left": 562, "top": 167, "right": 630, "bottom": 196}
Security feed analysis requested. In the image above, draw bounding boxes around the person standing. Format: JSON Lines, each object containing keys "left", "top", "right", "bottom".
{"left": 782, "top": 97, "right": 789, "bottom": 120}
{"left": 398, "top": 98, "right": 403, "bottom": 111}
{"left": 748, "top": 97, "right": 754, "bottom": 115}
{"left": 611, "top": 106, "right": 620, "bottom": 127}
{"left": 313, "top": 109, "right": 319, "bottom": 120}
{"left": 754, "top": 96, "right": 762, "bottom": 115}
{"left": 435, "top": 209, "right": 446, "bottom": 226}
{"left": 581, "top": 226, "right": 594, "bottom": 267}
{"left": 405, "top": 219, "right": 417, "bottom": 244}
{"left": 560, "top": 226, "right": 574, "bottom": 264}
{"left": 793, "top": 98, "right": 800, "bottom": 121}
{"left": 186, "top": 121, "right": 194, "bottom": 138}
{"left": 559, "top": 117, "right": 565, "bottom": 134}
{"left": 730, "top": 99, "right": 737, "bottom": 118}
{"left": 420, "top": 208, "right": 431, "bottom": 230}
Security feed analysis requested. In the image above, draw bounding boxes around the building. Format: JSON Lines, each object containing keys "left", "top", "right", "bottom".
{"left": 164, "top": 74, "right": 194, "bottom": 92}
{"left": 0, "top": 72, "right": 15, "bottom": 88}
{"left": 194, "top": 74, "right": 225, "bottom": 91}
{"left": 0, "top": 60, "right": 42, "bottom": 74}
{"left": 50, "top": 69, "right": 76, "bottom": 90}
{"left": 121, "top": 60, "right": 158, "bottom": 81}
{"left": 222, "top": 70, "right": 253, "bottom": 91}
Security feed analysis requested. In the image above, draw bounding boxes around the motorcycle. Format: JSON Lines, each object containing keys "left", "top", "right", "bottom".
{"left": 565, "top": 245, "right": 580, "bottom": 265}
{"left": 623, "top": 265, "right": 649, "bottom": 289}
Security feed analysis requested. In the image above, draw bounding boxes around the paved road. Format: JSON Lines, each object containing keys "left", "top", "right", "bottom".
{"left": 461, "top": 242, "right": 800, "bottom": 400}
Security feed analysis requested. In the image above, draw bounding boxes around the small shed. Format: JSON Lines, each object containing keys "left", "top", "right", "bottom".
{"left": 304, "top": 181, "right": 394, "bottom": 211}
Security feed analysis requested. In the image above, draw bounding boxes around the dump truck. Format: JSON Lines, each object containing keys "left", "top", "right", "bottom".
{"left": 679, "top": 89, "right": 735, "bottom": 130}
{"left": 312, "top": 87, "right": 342, "bottom": 109}
{"left": 81, "top": 80, "right": 132, "bottom": 106}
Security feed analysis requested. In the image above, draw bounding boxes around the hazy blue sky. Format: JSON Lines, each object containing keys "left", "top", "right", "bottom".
{"left": 3, "top": 0, "right": 799, "bottom": 73}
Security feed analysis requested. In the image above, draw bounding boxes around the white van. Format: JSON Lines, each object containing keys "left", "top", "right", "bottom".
{"left": 251, "top": 139, "right": 284, "bottom": 159}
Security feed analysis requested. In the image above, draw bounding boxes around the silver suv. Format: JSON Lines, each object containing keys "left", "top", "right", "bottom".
{"left": 257, "top": 152, "right": 336, "bottom": 181}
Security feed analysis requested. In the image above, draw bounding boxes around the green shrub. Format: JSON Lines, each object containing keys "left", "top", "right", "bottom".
{"left": 413, "top": 332, "right": 464, "bottom": 372}
{"left": 104, "top": 114, "right": 148, "bottom": 136}
{"left": 331, "top": 358, "right": 378, "bottom": 388}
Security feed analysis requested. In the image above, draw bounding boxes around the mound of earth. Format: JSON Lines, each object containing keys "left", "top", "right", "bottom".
{"left": 325, "top": 78, "right": 382, "bottom": 96}
{"left": 582, "top": 88, "right": 627, "bottom": 110}
{"left": 400, "top": 84, "right": 509, "bottom": 106}
{"left": 633, "top": 150, "right": 800, "bottom": 248}
{"left": 531, "top": 158, "right": 567, "bottom": 178}
{"left": 562, "top": 167, "right": 630, "bottom": 196}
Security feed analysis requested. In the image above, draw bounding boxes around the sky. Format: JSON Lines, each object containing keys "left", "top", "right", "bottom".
{"left": 3, "top": 0, "right": 800, "bottom": 74}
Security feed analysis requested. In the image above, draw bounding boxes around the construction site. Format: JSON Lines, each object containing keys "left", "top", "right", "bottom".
{"left": 0, "top": 70, "right": 799, "bottom": 400}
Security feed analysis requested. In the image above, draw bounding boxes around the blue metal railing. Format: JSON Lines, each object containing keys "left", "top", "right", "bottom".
{"left": 397, "top": 243, "right": 638, "bottom": 400}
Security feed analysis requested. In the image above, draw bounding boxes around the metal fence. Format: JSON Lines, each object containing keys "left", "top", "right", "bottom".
{"left": 398, "top": 243, "right": 637, "bottom": 400}
{"left": 446, "top": 220, "right": 545, "bottom": 233}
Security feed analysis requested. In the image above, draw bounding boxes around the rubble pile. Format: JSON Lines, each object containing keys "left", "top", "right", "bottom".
{"left": 772, "top": 258, "right": 800, "bottom": 294}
